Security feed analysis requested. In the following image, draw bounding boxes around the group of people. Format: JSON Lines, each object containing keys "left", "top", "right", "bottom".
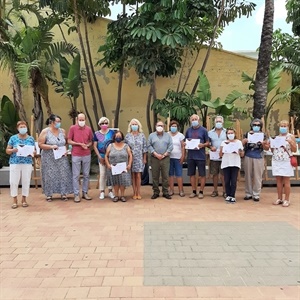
{"left": 6, "top": 113, "right": 297, "bottom": 209}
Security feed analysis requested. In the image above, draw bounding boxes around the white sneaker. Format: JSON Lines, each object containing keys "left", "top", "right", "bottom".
{"left": 108, "top": 191, "right": 115, "bottom": 199}
{"left": 99, "top": 192, "right": 105, "bottom": 200}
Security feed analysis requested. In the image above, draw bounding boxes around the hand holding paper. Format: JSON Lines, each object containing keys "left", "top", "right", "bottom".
{"left": 185, "top": 139, "right": 200, "bottom": 150}
{"left": 53, "top": 146, "right": 67, "bottom": 159}
{"left": 247, "top": 132, "right": 264, "bottom": 144}
{"left": 111, "top": 162, "right": 127, "bottom": 175}
{"left": 16, "top": 145, "right": 35, "bottom": 157}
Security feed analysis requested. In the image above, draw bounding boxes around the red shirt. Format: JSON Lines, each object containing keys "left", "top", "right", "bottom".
{"left": 68, "top": 124, "right": 93, "bottom": 156}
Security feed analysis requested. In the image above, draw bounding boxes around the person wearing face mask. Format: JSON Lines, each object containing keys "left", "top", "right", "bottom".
{"left": 271, "top": 120, "right": 297, "bottom": 207}
{"left": 6, "top": 121, "right": 35, "bottom": 209}
{"left": 105, "top": 131, "right": 133, "bottom": 202}
{"left": 208, "top": 116, "right": 227, "bottom": 198}
{"left": 168, "top": 120, "right": 185, "bottom": 197}
{"left": 242, "top": 118, "right": 269, "bottom": 202}
{"left": 125, "top": 119, "right": 147, "bottom": 200}
{"left": 220, "top": 128, "right": 244, "bottom": 203}
{"left": 38, "top": 114, "right": 73, "bottom": 201}
{"left": 148, "top": 121, "right": 173, "bottom": 199}
{"left": 93, "top": 117, "right": 115, "bottom": 200}
{"left": 68, "top": 113, "right": 93, "bottom": 203}
{"left": 185, "top": 114, "right": 209, "bottom": 199}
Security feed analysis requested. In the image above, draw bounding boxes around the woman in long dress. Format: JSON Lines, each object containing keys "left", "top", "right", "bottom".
{"left": 125, "top": 119, "right": 147, "bottom": 200}
{"left": 38, "top": 114, "right": 73, "bottom": 201}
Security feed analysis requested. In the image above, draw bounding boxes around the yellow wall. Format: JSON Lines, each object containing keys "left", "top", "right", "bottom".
{"left": 0, "top": 17, "right": 292, "bottom": 136}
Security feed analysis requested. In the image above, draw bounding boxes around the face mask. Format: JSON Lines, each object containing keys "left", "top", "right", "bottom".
{"left": 170, "top": 126, "right": 177, "bottom": 133}
{"left": 78, "top": 121, "right": 85, "bottom": 127}
{"left": 131, "top": 125, "right": 138, "bottom": 132}
{"left": 55, "top": 122, "right": 61, "bottom": 129}
{"left": 279, "top": 127, "right": 287, "bottom": 134}
{"left": 18, "top": 128, "right": 28, "bottom": 135}
{"left": 101, "top": 124, "right": 108, "bottom": 130}
{"left": 227, "top": 134, "right": 235, "bottom": 140}
{"left": 252, "top": 126, "right": 260, "bottom": 132}
{"left": 191, "top": 121, "right": 199, "bottom": 127}
{"left": 115, "top": 137, "right": 122, "bottom": 143}
{"left": 215, "top": 122, "right": 223, "bottom": 129}
{"left": 156, "top": 126, "right": 164, "bottom": 133}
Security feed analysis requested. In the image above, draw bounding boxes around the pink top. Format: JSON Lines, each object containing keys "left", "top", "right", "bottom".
{"left": 68, "top": 124, "right": 93, "bottom": 156}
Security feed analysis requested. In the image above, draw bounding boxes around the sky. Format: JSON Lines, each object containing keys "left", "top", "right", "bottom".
{"left": 109, "top": 0, "right": 292, "bottom": 52}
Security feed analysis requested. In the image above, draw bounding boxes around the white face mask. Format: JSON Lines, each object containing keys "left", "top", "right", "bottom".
{"left": 227, "top": 134, "right": 235, "bottom": 140}
{"left": 156, "top": 126, "right": 164, "bottom": 133}
{"left": 78, "top": 121, "right": 85, "bottom": 127}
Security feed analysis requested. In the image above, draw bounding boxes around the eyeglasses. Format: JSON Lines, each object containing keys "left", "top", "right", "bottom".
{"left": 100, "top": 122, "right": 108, "bottom": 125}
{"left": 253, "top": 124, "right": 261, "bottom": 126}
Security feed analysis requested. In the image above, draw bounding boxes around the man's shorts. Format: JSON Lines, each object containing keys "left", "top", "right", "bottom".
{"left": 187, "top": 159, "right": 206, "bottom": 177}
{"left": 209, "top": 160, "right": 223, "bottom": 176}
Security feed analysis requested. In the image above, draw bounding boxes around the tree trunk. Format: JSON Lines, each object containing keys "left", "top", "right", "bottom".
{"left": 253, "top": 0, "right": 274, "bottom": 119}
{"left": 33, "top": 91, "right": 43, "bottom": 135}
{"left": 38, "top": 76, "right": 52, "bottom": 117}
{"left": 72, "top": 0, "right": 99, "bottom": 126}
{"left": 114, "top": 64, "right": 124, "bottom": 128}
{"left": 146, "top": 86, "right": 153, "bottom": 134}
{"left": 152, "top": 79, "right": 157, "bottom": 126}
{"left": 11, "top": 72, "right": 28, "bottom": 122}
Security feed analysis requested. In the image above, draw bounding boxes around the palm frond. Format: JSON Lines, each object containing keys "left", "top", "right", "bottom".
{"left": 15, "top": 60, "right": 41, "bottom": 87}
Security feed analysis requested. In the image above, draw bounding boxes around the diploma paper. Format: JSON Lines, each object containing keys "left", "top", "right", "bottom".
{"left": 270, "top": 136, "right": 286, "bottom": 149}
{"left": 53, "top": 146, "right": 67, "bottom": 160}
{"left": 111, "top": 162, "right": 127, "bottom": 175}
{"left": 247, "top": 132, "right": 264, "bottom": 144}
{"left": 16, "top": 145, "right": 35, "bottom": 157}
{"left": 222, "top": 142, "right": 240, "bottom": 154}
{"left": 209, "top": 149, "right": 221, "bottom": 160}
{"left": 185, "top": 139, "right": 200, "bottom": 150}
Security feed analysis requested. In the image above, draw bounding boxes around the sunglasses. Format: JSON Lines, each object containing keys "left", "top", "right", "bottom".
{"left": 253, "top": 124, "right": 261, "bottom": 126}
{"left": 100, "top": 122, "right": 108, "bottom": 125}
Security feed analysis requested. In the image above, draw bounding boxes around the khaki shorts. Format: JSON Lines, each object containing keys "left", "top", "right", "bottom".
{"left": 209, "top": 160, "right": 223, "bottom": 176}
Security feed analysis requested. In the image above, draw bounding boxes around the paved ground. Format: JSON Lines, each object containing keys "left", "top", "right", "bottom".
{"left": 0, "top": 182, "right": 300, "bottom": 300}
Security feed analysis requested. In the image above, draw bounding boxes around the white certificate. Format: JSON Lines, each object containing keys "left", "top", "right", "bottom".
{"left": 16, "top": 145, "right": 35, "bottom": 157}
{"left": 209, "top": 149, "right": 221, "bottom": 160}
{"left": 185, "top": 139, "right": 200, "bottom": 150}
{"left": 222, "top": 142, "right": 240, "bottom": 153}
{"left": 111, "top": 162, "right": 127, "bottom": 175}
{"left": 53, "top": 146, "right": 67, "bottom": 159}
{"left": 247, "top": 132, "right": 264, "bottom": 144}
{"left": 270, "top": 136, "right": 286, "bottom": 149}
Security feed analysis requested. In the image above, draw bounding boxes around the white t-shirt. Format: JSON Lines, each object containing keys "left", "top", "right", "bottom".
{"left": 220, "top": 140, "right": 243, "bottom": 169}
{"left": 169, "top": 132, "right": 185, "bottom": 159}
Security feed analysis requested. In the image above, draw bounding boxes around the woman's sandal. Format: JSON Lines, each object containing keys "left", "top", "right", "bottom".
{"left": 113, "top": 196, "right": 119, "bottom": 202}
{"left": 136, "top": 195, "right": 142, "bottom": 200}
{"left": 120, "top": 196, "right": 127, "bottom": 202}
{"left": 282, "top": 200, "right": 290, "bottom": 207}
{"left": 61, "top": 195, "right": 68, "bottom": 201}
{"left": 46, "top": 196, "right": 53, "bottom": 202}
{"left": 273, "top": 199, "right": 283, "bottom": 205}
{"left": 22, "top": 202, "right": 28, "bottom": 207}
{"left": 11, "top": 203, "right": 18, "bottom": 209}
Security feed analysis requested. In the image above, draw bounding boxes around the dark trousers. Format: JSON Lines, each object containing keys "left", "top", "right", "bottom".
{"left": 150, "top": 156, "right": 170, "bottom": 195}
{"left": 223, "top": 167, "right": 239, "bottom": 197}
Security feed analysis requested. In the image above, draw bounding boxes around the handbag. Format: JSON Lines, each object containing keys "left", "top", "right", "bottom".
{"left": 290, "top": 156, "right": 297, "bottom": 168}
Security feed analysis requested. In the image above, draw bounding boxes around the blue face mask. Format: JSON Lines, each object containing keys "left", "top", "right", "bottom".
{"left": 18, "top": 128, "right": 28, "bottom": 135}
{"left": 279, "top": 127, "right": 288, "bottom": 134}
{"left": 55, "top": 122, "right": 61, "bottom": 129}
{"left": 215, "top": 122, "right": 222, "bottom": 129}
{"left": 252, "top": 126, "right": 260, "bottom": 132}
{"left": 115, "top": 137, "right": 122, "bottom": 143}
{"left": 170, "top": 126, "right": 177, "bottom": 133}
{"left": 191, "top": 121, "right": 199, "bottom": 127}
{"left": 131, "top": 125, "right": 138, "bottom": 132}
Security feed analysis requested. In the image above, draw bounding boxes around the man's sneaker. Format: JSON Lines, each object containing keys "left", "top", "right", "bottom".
{"left": 198, "top": 193, "right": 204, "bottom": 199}
{"left": 74, "top": 195, "right": 81, "bottom": 203}
{"left": 82, "top": 192, "right": 92, "bottom": 200}
{"left": 225, "top": 196, "right": 231, "bottom": 203}
{"left": 230, "top": 197, "right": 236, "bottom": 204}
{"left": 108, "top": 191, "right": 115, "bottom": 199}
{"left": 99, "top": 192, "right": 105, "bottom": 200}
{"left": 189, "top": 192, "right": 197, "bottom": 198}
{"left": 253, "top": 196, "right": 260, "bottom": 202}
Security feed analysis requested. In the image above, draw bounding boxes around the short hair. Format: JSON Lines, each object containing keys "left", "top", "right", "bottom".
{"left": 226, "top": 127, "right": 236, "bottom": 134}
{"left": 279, "top": 119, "right": 289, "bottom": 126}
{"left": 250, "top": 118, "right": 263, "bottom": 128}
{"left": 214, "top": 115, "right": 224, "bottom": 123}
{"left": 98, "top": 117, "right": 110, "bottom": 125}
{"left": 46, "top": 114, "right": 61, "bottom": 125}
{"left": 170, "top": 120, "right": 179, "bottom": 127}
{"left": 112, "top": 130, "right": 124, "bottom": 141}
{"left": 127, "top": 118, "right": 143, "bottom": 133}
{"left": 16, "top": 121, "right": 27, "bottom": 128}
{"left": 190, "top": 114, "right": 199, "bottom": 121}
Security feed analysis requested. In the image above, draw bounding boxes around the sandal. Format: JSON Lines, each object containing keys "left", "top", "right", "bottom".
{"left": 46, "top": 196, "right": 53, "bottom": 202}
{"left": 61, "top": 195, "right": 68, "bottom": 201}
{"left": 22, "top": 202, "right": 28, "bottom": 207}
{"left": 132, "top": 195, "right": 137, "bottom": 200}
{"left": 11, "top": 203, "right": 18, "bottom": 209}
{"left": 136, "top": 195, "right": 142, "bottom": 200}
{"left": 120, "top": 196, "right": 127, "bottom": 202}
{"left": 222, "top": 192, "right": 227, "bottom": 198}
{"left": 282, "top": 200, "right": 290, "bottom": 207}
{"left": 211, "top": 191, "right": 219, "bottom": 197}
{"left": 169, "top": 191, "right": 174, "bottom": 196}
{"left": 273, "top": 199, "right": 283, "bottom": 205}
{"left": 179, "top": 191, "right": 185, "bottom": 197}
{"left": 113, "top": 196, "right": 119, "bottom": 202}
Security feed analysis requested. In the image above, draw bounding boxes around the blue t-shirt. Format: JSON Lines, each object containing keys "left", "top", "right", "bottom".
{"left": 243, "top": 131, "right": 266, "bottom": 159}
{"left": 8, "top": 134, "right": 35, "bottom": 164}
{"left": 185, "top": 126, "right": 209, "bottom": 160}
{"left": 93, "top": 129, "right": 115, "bottom": 158}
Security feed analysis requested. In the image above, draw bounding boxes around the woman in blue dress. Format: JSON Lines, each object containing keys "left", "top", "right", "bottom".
{"left": 125, "top": 119, "right": 147, "bottom": 199}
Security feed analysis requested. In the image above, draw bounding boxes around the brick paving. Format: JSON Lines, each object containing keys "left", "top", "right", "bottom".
{"left": 0, "top": 183, "right": 300, "bottom": 299}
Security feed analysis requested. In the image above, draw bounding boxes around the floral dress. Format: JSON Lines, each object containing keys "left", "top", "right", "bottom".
{"left": 125, "top": 133, "right": 147, "bottom": 172}
{"left": 41, "top": 129, "right": 73, "bottom": 196}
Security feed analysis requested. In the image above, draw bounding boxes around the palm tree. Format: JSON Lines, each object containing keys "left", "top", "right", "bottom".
{"left": 253, "top": 0, "right": 274, "bottom": 119}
